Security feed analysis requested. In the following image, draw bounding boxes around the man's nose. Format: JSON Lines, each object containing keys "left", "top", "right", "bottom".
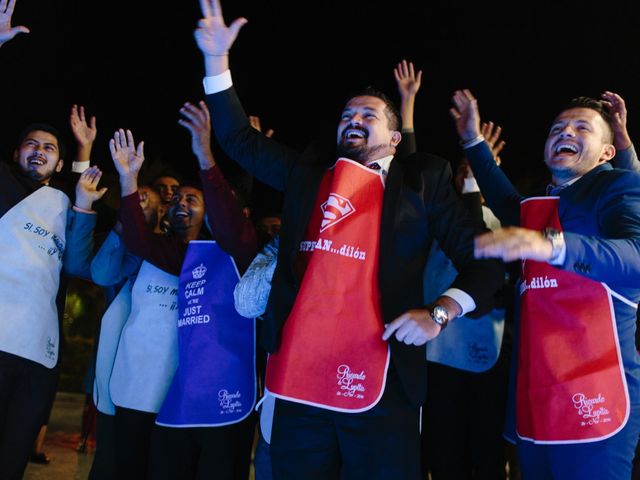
{"left": 559, "top": 126, "right": 575, "bottom": 138}
{"left": 350, "top": 113, "right": 363, "bottom": 125}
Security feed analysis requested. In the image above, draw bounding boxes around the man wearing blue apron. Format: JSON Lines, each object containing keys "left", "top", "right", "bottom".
{"left": 112, "top": 101, "right": 258, "bottom": 479}
{"left": 452, "top": 90, "right": 640, "bottom": 479}
{"left": 0, "top": 123, "right": 105, "bottom": 479}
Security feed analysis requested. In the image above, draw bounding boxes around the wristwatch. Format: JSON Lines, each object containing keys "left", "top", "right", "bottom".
{"left": 543, "top": 227, "right": 565, "bottom": 264}
{"left": 430, "top": 304, "right": 449, "bottom": 330}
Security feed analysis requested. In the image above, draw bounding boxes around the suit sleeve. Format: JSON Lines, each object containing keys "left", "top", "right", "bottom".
{"left": 63, "top": 209, "right": 97, "bottom": 279}
{"left": 396, "top": 129, "right": 417, "bottom": 158}
{"left": 611, "top": 144, "right": 640, "bottom": 173}
{"left": 90, "top": 229, "right": 142, "bottom": 286}
{"left": 561, "top": 173, "right": 640, "bottom": 287}
{"left": 463, "top": 142, "right": 523, "bottom": 226}
{"left": 427, "top": 161, "right": 505, "bottom": 317}
{"left": 205, "top": 87, "right": 301, "bottom": 192}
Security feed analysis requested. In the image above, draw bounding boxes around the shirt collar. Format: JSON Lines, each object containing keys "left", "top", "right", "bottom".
{"left": 365, "top": 155, "right": 394, "bottom": 179}
{"left": 546, "top": 175, "right": 581, "bottom": 196}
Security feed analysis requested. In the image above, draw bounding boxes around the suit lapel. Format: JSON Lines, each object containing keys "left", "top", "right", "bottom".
{"left": 379, "top": 159, "right": 402, "bottom": 283}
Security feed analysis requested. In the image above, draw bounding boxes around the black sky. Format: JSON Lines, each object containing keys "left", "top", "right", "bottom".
{"left": 2, "top": 0, "right": 639, "bottom": 203}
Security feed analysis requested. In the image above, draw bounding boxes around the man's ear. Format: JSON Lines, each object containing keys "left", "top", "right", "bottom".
{"left": 55, "top": 158, "right": 64, "bottom": 173}
{"left": 391, "top": 130, "right": 402, "bottom": 147}
{"left": 13, "top": 149, "right": 19, "bottom": 163}
{"left": 601, "top": 144, "right": 616, "bottom": 163}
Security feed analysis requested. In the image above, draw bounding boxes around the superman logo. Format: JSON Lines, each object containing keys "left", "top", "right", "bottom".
{"left": 320, "top": 193, "right": 355, "bottom": 232}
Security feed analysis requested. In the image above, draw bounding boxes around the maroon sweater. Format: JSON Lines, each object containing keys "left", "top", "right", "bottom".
{"left": 120, "top": 165, "right": 256, "bottom": 275}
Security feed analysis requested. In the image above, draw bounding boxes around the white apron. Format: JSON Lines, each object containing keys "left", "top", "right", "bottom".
{"left": 93, "top": 279, "right": 133, "bottom": 415}
{"left": 0, "top": 186, "right": 69, "bottom": 368}
{"left": 110, "top": 261, "right": 179, "bottom": 413}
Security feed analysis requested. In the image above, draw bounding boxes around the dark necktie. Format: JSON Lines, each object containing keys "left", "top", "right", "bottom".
{"left": 546, "top": 184, "right": 567, "bottom": 196}
{"left": 367, "top": 162, "right": 381, "bottom": 170}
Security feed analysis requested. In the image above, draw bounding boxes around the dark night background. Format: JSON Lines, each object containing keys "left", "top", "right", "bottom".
{"left": 2, "top": 0, "right": 639, "bottom": 214}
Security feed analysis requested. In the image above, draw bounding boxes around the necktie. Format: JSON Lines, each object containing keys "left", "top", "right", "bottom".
{"left": 367, "top": 162, "right": 381, "bottom": 170}
{"left": 546, "top": 184, "right": 567, "bottom": 196}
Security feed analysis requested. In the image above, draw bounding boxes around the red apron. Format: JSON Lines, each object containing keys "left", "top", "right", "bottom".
{"left": 265, "top": 158, "right": 390, "bottom": 412}
{"left": 517, "top": 196, "right": 629, "bottom": 443}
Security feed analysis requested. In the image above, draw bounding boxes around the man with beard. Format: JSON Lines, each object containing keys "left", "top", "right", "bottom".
{"left": 192, "top": 1, "right": 504, "bottom": 478}
{"left": 451, "top": 89, "right": 640, "bottom": 479}
{"left": 0, "top": 122, "right": 105, "bottom": 479}
{"left": 109, "top": 103, "right": 256, "bottom": 480}
{"left": 104, "top": 129, "right": 208, "bottom": 479}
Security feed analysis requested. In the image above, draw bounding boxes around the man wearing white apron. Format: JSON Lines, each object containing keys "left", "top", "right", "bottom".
{"left": 452, "top": 90, "right": 640, "bottom": 479}
{"left": 194, "top": 3, "right": 505, "bottom": 478}
{"left": 87, "top": 186, "right": 161, "bottom": 480}
{"left": 0, "top": 123, "right": 105, "bottom": 479}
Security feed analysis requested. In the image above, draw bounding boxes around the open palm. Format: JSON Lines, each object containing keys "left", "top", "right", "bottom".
{"left": 0, "top": 0, "right": 29, "bottom": 48}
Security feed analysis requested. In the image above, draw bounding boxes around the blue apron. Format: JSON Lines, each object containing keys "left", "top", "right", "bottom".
{"left": 156, "top": 240, "right": 256, "bottom": 427}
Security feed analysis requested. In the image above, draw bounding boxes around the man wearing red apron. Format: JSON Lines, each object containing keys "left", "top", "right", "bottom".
{"left": 452, "top": 90, "right": 640, "bottom": 479}
{"left": 195, "top": 3, "right": 505, "bottom": 478}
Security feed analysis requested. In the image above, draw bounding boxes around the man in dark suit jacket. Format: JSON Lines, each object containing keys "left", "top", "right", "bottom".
{"left": 451, "top": 90, "right": 640, "bottom": 479}
{"left": 193, "top": 2, "right": 503, "bottom": 479}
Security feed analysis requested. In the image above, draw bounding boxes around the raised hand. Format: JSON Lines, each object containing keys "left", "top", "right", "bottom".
{"left": 450, "top": 89, "right": 482, "bottom": 143}
{"left": 480, "top": 121, "right": 505, "bottom": 166}
{"left": 195, "top": 0, "right": 247, "bottom": 57}
{"left": 70, "top": 105, "right": 97, "bottom": 148}
{"left": 394, "top": 59, "right": 422, "bottom": 131}
{"left": 601, "top": 91, "right": 632, "bottom": 151}
{"left": 179, "top": 100, "right": 215, "bottom": 169}
{"left": 249, "top": 115, "right": 274, "bottom": 138}
{"left": 394, "top": 60, "right": 422, "bottom": 100}
{"left": 109, "top": 129, "right": 144, "bottom": 196}
{"left": 74, "top": 165, "right": 107, "bottom": 211}
{"left": 0, "top": 0, "right": 29, "bottom": 48}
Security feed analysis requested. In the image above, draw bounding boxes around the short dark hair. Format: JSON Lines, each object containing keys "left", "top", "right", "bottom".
{"left": 561, "top": 97, "right": 614, "bottom": 143}
{"left": 343, "top": 86, "right": 402, "bottom": 131}
{"left": 151, "top": 172, "right": 183, "bottom": 186}
{"left": 16, "top": 123, "right": 67, "bottom": 159}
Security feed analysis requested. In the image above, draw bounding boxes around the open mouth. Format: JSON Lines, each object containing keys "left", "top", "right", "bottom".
{"left": 343, "top": 127, "right": 367, "bottom": 141}
{"left": 554, "top": 143, "right": 578, "bottom": 154}
{"left": 28, "top": 156, "right": 46, "bottom": 166}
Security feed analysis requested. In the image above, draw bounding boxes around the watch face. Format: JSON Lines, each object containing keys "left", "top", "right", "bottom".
{"left": 432, "top": 306, "right": 448, "bottom": 325}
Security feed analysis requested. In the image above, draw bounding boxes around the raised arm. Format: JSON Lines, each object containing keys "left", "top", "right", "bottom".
{"left": 110, "top": 129, "right": 186, "bottom": 274}
{"left": 195, "top": 0, "right": 247, "bottom": 77}
{"left": 64, "top": 166, "right": 107, "bottom": 277}
{"left": 394, "top": 60, "right": 422, "bottom": 132}
{"left": 450, "top": 89, "right": 522, "bottom": 225}
{"left": 394, "top": 60, "right": 421, "bottom": 157}
{"left": 195, "top": 0, "right": 300, "bottom": 191}
{"left": 70, "top": 105, "right": 98, "bottom": 173}
{"left": 179, "top": 100, "right": 257, "bottom": 268}
{"left": 110, "top": 129, "right": 144, "bottom": 197}
{"left": 601, "top": 91, "right": 639, "bottom": 172}
{"left": 0, "top": 0, "right": 28, "bottom": 48}
{"left": 475, "top": 172, "right": 640, "bottom": 288}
